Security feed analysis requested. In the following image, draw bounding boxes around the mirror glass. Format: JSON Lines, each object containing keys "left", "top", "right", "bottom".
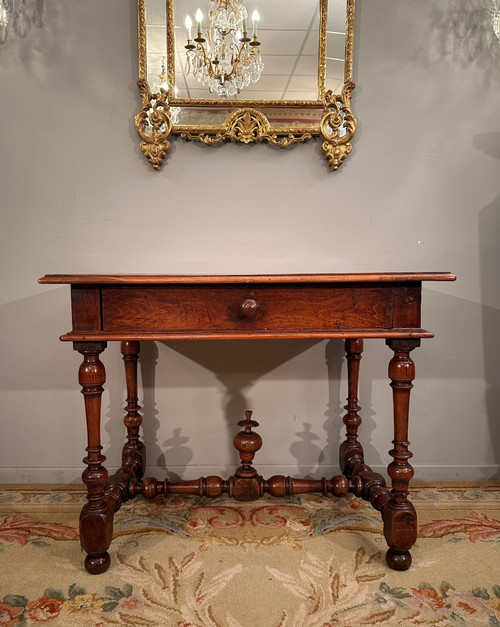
{"left": 145, "top": 0, "right": 346, "bottom": 103}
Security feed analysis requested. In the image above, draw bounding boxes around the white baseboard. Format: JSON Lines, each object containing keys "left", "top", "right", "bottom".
{"left": 1, "top": 464, "right": 499, "bottom": 484}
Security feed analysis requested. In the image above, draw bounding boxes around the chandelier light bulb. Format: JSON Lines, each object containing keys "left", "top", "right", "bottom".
{"left": 185, "top": 15, "right": 193, "bottom": 40}
{"left": 252, "top": 10, "right": 260, "bottom": 36}
{"left": 195, "top": 8, "right": 203, "bottom": 36}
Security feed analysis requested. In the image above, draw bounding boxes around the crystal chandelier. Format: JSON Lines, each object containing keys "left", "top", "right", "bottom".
{"left": 184, "top": 0, "right": 264, "bottom": 98}
{"left": 493, "top": 0, "right": 500, "bottom": 42}
{"left": 152, "top": 57, "right": 180, "bottom": 124}
{"left": 0, "top": 0, "right": 45, "bottom": 45}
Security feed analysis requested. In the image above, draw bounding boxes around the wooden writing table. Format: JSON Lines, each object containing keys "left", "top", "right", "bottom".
{"left": 39, "top": 272, "right": 456, "bottom": 574}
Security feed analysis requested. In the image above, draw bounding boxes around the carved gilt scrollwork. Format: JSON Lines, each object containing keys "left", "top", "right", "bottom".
{"left": 179, "top": 108, "right": 312, "bottom": 148}
{"left": 320, "top": 82, "right": 357, "bottom": 171}
{"left": 135, "top": 78, "right": 172, "bottom": 170}
{"left": 136, "top": 0, "right": 356, "bottom": 170}
{"left": 227, "top": 109, "right": 272, "bottom": 144}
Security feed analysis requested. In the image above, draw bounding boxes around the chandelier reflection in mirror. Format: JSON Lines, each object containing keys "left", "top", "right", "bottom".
{"left": 152, "top": 57, "right": 181, "bottom": 124}
{"left": 183, "top": 0, "right": 264, "bottom": 97}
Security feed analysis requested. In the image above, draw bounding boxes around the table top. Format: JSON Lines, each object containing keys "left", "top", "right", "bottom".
{"left": 42, "top": 272, "right": 455, "bottom": 342}
{"left": 39, "top": 272, "right": 456, "bottom": 285}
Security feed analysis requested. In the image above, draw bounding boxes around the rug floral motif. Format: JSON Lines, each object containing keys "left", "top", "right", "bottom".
{"left": 0, "top": 483, "right": 499, "bottom": 626}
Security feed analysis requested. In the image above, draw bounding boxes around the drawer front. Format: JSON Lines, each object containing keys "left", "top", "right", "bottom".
{"left": 100, "top": 284, "right": 420, "bottom": 333}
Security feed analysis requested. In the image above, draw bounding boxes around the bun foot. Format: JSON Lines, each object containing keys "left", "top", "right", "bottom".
{"left": 386, "top": 548, "right": 412, "bottom": 571}
{"left": 84, "top": 551, "right": 111, "bottom": 575}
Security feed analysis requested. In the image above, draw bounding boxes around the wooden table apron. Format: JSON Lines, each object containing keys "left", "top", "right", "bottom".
{"left": 39, "top": 273, "right": 455, "bottom": 575}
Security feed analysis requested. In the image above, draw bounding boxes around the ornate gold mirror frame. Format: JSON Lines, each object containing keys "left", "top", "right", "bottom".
{"left": 136, "top": 0, "right": 356, "bottom": 170}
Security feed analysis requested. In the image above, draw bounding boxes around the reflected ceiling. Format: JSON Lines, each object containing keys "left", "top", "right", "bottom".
{"left": 145, "top": 0, "right": 346, "bottom": 100}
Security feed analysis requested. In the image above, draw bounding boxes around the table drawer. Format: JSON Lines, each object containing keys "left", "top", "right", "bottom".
{"left": 100, "top": 283, "right": 420, "bottom": 333}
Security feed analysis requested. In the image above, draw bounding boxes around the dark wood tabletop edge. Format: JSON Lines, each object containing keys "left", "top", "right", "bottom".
{"left": 39, "top": 272, "right": 457, "bottom": 285}
{"left": 60, "top": 329, "right": 435, "bottom": 341}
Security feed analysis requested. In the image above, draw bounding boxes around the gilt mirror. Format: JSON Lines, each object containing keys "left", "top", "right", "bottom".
{"left": 136, "top": 0, "right": 355, "bottom": 170}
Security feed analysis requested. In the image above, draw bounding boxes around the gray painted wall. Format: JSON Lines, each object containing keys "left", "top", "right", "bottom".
{"left": 1, "top": 0, "right": 499, "bottom": 483}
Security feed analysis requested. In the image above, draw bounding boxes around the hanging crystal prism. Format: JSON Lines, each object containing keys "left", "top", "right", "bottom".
{"left": 13, "top": 0, "right": 30, "bottom": 38}
{"left": 0, "top": 0, "right": 8, "bottom": 27}
{"left": 493, "top": 0, "right": 500, "bottom": 42}
{"left": 0, "top": 0, "right": 8, "bottom": 43}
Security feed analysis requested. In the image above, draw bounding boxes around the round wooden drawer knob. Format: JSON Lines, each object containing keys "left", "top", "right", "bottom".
{"left": 239, "top": 298, "right": 259, "bottom": 319}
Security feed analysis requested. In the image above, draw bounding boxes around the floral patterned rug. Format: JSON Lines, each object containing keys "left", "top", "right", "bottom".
{"left": 1, "top": 482, "right": 499, "bottom": 626}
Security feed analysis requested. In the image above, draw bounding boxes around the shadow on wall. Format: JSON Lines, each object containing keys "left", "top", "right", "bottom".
{"left": 102, "top": 341, "right": 168, "bottom": 481}
{"left": 162, "top": 339, "right": 329, "bottom": 477}
{"left": 3, "top": 284, "right": 497, "bottom": 478}
{"left": 424, "top": 0, "right": 500, "bottom": 75}
{"left": 474, "top": 132, "right": 500, "bottom": 160}
{"left": 139, "top": 339, "right": 389, "bottom": 479}
{"left": 320, "top": 339, "right": 382, "bottom": 476}
{"left": 479, "top": 194, "right": 500, "bottom": 480}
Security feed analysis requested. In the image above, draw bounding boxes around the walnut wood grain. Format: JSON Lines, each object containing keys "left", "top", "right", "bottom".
{"left": 339, "top": 339, "right": 364, "bottom": 478}
{"left": 42, "top": 272, "right": 455, "bottom": 575}
{"left": 61, "top": 329, "right": 436, "bottom": 341}
{"left": 71, "top": 286, "right": 101, "bottom": 332}
{"left": 121, "top": 341, "right": 146, "bottom": 478}
{"left": 383, "top": 339, "right": 420, "bottom": 571}
{"left": 40, "top": 272, "right": 456, "bottom": 285}
{"left": 74, "top": 342, "right": 113, "bottom": 575}
{"left": 101, "top": 284, "right": 407, "bottom": 333}
{"left": 39, "top": 274, "right": 456, "bottom": 342}
{"left": 127, "top": 473, "right": 351, "bottom": 499}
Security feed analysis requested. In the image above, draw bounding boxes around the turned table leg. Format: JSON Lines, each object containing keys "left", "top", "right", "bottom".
{"left": 74, "top": 342, "right": 113, "bottom": 575}
{"left": 339, "top": 339, "right": 364, "bottom": 478}
{"left": 383, "top": 339, "right": 420, "bottom": 571}
{"left": 121, "top": 341, "right": 146, "bottom": 478}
